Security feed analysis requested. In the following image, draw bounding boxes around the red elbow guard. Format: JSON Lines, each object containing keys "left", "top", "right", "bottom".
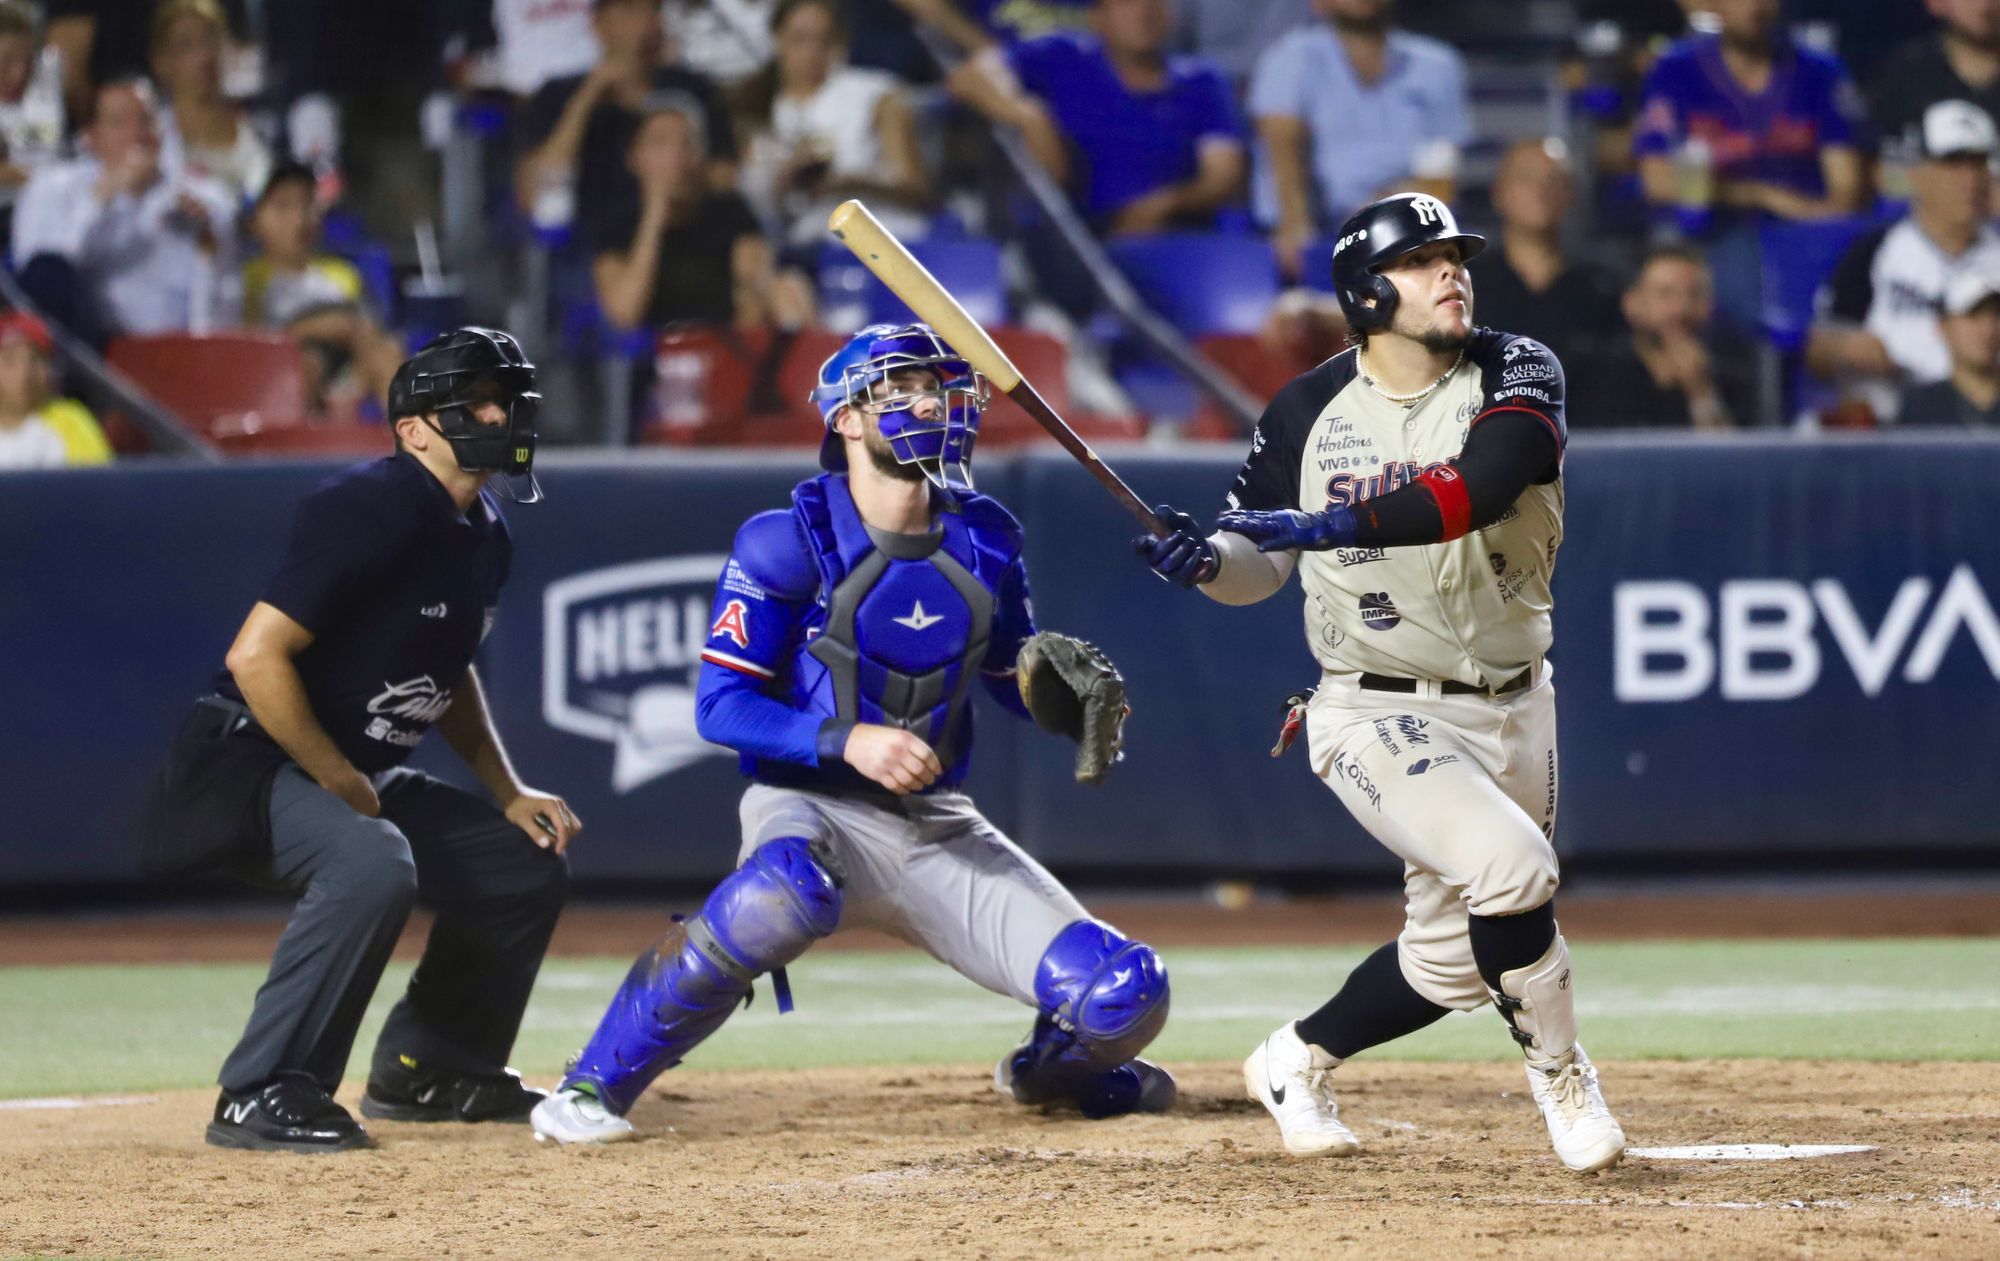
{"left": 1416, "top": 465, "right": 1473, "bottom": 541}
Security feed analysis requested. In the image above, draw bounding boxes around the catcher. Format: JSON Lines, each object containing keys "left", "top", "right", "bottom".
{"left": 531, "top": 323, "right": 1171, "bottom": 1144}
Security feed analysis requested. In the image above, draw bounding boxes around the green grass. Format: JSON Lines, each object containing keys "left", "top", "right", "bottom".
{"left": 1, "top": 939, "right": 1995, "bottom": 1098}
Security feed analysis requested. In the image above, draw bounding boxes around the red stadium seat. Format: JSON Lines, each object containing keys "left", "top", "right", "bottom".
{"left": 214, "top": 423, "right": 392, "bottom": 457}
{"left": 635, "top": 326, "right": 762, "bottom": 446}
{"left": 1191, "top": 333, "right": 1316, "bottom": 440}
{"left": 978, "top": 327, "right": 1146, "bottom": 447}
{"left": 736, "top": 328, "right": 847, "bottom": 448}
{"left": 106, "top": 332, "right": 310, "bottom": 441}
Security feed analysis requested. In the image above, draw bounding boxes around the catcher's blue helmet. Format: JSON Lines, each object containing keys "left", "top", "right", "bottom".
{"left": 811, "top": 323, "right": 987, "bottom": 490}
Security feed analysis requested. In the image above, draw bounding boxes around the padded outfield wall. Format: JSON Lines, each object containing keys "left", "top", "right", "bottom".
{"left": 4, "top": 434, "right": 1997, "bottom": 889}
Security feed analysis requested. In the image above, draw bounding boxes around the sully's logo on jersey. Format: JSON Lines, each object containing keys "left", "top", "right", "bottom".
{"left": 1359, "top": 592, "right": 1400, "bottom": 631}
{"left": 543, "top": 555, "right": 734, "bottom": 793}
{"left": 1327, "top": 460, "right": 1449, "bottom": 507}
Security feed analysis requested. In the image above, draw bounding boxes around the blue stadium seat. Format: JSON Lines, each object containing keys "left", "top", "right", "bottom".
{"left": 819, "top": 236, "right": 1007, "bottom": 327}
{"left": 1106, "top": 233, "right": 1278, "bottom": 338}
{"left": 1758, "top": 214, "right": 1880, "bottom": 353}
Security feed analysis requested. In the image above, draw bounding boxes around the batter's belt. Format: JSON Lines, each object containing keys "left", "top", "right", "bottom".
{"left": 1356, "top": 664, "right": 1535, "bottom": 697}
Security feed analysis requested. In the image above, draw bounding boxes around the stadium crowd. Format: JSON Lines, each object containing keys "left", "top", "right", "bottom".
{"left": 4, "top": 0, "right": 2000, "bottom": 467}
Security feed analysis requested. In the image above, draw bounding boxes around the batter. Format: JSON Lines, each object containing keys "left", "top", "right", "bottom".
{"left": 1137, "top": 193, "right": 1626, "bottom": 1173}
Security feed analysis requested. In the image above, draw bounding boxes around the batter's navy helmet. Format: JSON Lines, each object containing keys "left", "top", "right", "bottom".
{"left": 1328, "top": 193, "right": 1485, "bottom": 333}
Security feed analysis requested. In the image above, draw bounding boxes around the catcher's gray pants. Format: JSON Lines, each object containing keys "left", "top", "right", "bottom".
{"left": 738, "top": 784, "right": 1088, "bottom": 1005}
{"left": 218, "top": 764, "right": 569, "bottom": 1094}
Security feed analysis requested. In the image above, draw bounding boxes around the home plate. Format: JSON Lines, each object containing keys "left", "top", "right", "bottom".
{"left": 1629, "top": 1144, "right": 1876, "bottom": 1161}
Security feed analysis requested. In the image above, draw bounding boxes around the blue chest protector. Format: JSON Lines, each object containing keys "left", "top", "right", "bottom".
{"left": 756, "top": 474, "right": 1023, "bottom": 792}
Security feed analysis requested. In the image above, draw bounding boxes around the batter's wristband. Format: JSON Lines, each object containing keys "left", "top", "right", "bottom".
{"left": 1415, "top": 466, "right": 1473, "bottom": 541}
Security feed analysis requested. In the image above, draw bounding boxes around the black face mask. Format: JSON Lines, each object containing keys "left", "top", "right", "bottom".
{"left": 421, "top": 369, "right": 542, "bottom": 504}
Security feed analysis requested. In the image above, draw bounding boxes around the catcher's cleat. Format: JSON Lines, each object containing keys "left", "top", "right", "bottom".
{"left": 361, "top": 1051, "right": 546, "bottom": 1123}
{"left": 995, "top": 1048, "right": 1177, "bottom": 1119}
{"left": 531, "top": 1086, "right": 637, "bottom": 1145}
{"left": 205, "top": 1073, "right": 373, "bottom": 1153}
{"left": 1243, "top": 1022, "right": 1360, "bottom": 1157}
{"left": 1526, "top": 1044, "right": 1625, "bottom": 1173}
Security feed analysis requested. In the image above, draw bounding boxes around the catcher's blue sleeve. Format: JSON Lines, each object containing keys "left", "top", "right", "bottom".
{"left": 978, "top": 554, "right": 1036, "bottom": 721}
{"left": 694, "top": 512, "right": 832, "bottom": 766}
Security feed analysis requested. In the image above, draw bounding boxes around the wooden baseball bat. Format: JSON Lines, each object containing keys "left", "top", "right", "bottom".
{"left": 827, "top": 200, "right": 1167, "bottom": 537}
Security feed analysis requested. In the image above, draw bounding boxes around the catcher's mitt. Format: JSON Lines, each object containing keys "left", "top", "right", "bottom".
{"left": 1016, "top": 631, "right": 1128, "bottom": 785}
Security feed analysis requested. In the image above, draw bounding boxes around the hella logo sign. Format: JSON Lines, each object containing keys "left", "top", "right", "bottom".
{"left": 1614, "top": 567, "right": 2000, "bottom": 702}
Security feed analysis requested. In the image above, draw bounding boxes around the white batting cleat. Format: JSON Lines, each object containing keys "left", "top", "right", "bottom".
{"left": 530, "top": 1087, "right": 636, "bottom": 1146}
{"left": 1525, "top": 1044, "right": 1625, "bottom": 1173}
{"left": 1243, "top": 1023, "right": 1360, "bottom": 1157}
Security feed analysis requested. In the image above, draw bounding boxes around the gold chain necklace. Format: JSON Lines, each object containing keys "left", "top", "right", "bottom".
{"left": 1359, "top": 347, "right": 1464, "bottom": 407}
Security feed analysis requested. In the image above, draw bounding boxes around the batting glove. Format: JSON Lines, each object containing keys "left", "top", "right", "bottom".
{"left": 1215, "top": 506, "right": 1358, "bottom": 553}
{"left": 1131, "top": 504, "right": 1217, "bottom": 587}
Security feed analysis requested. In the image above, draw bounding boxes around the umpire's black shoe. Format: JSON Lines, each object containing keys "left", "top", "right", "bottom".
{"left": 205, "top": 1073, "right": 373, "bottom": 1153}
{"left": 361, "top": 1052, "right": 547, "bottom": 1123}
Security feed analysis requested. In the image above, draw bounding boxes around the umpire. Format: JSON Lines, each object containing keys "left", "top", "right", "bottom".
{"left": 143, "top": 327, "right": 578, "bottom": 1153}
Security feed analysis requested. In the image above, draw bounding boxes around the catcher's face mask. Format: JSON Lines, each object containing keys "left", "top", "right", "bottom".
{"left": 850, "top": 362, "right": 987, "bottom": 491}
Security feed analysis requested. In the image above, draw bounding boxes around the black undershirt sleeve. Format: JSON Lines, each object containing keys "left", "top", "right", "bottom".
{"left": 1347, "top": 411, "right": 1562, "bottom": 547}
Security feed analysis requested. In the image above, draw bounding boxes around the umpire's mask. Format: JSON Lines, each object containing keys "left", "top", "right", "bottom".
{"left": 389, "top": 326, "right": 544, "bottom": 504}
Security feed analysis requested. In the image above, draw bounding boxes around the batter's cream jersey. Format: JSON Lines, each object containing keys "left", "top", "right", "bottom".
{"left": 1224, "top": 328, "right": 1567, "bottom": 687}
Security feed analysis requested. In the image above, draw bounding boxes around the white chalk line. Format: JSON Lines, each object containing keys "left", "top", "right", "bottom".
{"left": 0, "top": 1094, "right": 159, "bottom": 1111}
{"left": 1629, "top": 1144, "right": 1877, "bottom": 1161}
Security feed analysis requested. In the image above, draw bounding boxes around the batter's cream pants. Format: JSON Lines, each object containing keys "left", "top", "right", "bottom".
{"left": 1306, "top": 662, "right": 1561, "bottom": 1010}
{"left": 737, "top": 784, "right": 1090, "bottom": 1007}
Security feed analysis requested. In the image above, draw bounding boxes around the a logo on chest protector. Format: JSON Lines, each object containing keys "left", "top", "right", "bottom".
{"left": 892, "top": 600, "right": 946, "bottom": 631}
{"left": 1359, "top": 592, "right": 1401, "bottom": 631}
{"left": 365, "top": 675, "right": 453, "bottom": 746}
{"left": 543, "top": 555, "right": 735, "bottom": 794}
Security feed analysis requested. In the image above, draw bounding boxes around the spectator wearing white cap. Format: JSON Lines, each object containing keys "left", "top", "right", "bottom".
{"left": 1901, "top": 265, "right": 2000, "bottom": 426}
{"left": 1806, "top": 98, "right": 2000, "bottom": 422}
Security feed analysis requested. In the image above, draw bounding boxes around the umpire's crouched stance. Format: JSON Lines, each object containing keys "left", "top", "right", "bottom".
{"left": 143, "top": 328, "right": 579, "bottom": 1153}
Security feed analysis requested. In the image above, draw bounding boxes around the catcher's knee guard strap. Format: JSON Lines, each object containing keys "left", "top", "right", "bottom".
{"left": 1027, "top": 919, "right": 1170, "bottom": 1075}
{"left": 563, "top": 836, "right": 841, "bottom": 1114}
{"left": 1491, "top": 930, "right": 1576, "bottom": 1066}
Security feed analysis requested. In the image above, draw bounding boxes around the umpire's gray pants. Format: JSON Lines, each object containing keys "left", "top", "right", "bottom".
{"left": 218, "top": 764, "right": 569, "bottom": 1095}
{"left": 739, "top": 785, "right": 1089, "bottom": 1006}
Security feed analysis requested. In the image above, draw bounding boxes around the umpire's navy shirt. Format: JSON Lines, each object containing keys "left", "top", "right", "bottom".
{"left": 216, "top": 453, "right": 512, "bottom": 775}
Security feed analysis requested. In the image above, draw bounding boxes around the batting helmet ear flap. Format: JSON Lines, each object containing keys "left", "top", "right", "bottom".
{"left": 1343, "top": 271, "right": 1402, "bottom": 334}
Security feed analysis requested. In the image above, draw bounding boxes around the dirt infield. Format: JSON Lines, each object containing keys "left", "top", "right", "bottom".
{"left": 9, "top": 888, "right": 2000, "bottom": 965}
{"left": 2, "top": 1060, "right": 1996, "bottom": 1261}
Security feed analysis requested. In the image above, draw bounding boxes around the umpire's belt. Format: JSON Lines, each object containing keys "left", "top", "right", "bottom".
{"left": 1358, "top": 666, "right": 1534, "bottom": 698}
{"left": 195, "top": 693, "right": 266, "bottom": 739}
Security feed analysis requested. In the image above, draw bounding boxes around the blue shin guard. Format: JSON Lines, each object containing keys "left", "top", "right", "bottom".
{"left": 1004, "top": 919, "right": 1172, "bottom": 1118}
{"left": 563, "top": 837, "right": 841, "bottom": 1115}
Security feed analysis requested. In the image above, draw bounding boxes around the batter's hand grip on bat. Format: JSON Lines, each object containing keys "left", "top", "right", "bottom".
{"left": 827, "top": 200, "right": 1023, "bottom": 392}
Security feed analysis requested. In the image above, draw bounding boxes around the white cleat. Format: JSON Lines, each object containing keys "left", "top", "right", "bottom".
{"left": 1526, "top": 1044, "right": 1625, "bottom": 1173}
{"left": 1243, "top": 1023, "right": 1360, "bottom": 1157}
{"left": 530, "top": 1087, "right": 636, "bottom": 1146}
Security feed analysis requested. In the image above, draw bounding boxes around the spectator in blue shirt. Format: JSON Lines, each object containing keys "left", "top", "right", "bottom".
{"left": 1248, "top": 0, "right": 1471, "bottom": 281}
{"left": 950, "top": 0, "right": 1246, "bottom": 236}
{"left": 1632, "top": 0, "right": 1867, "bottom": 228}
{"left": 884, "top": 0, "right": 1089, "bottom": 56}
{"left": 1630, "top": 0, "right": 1868, "bottom": 335}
